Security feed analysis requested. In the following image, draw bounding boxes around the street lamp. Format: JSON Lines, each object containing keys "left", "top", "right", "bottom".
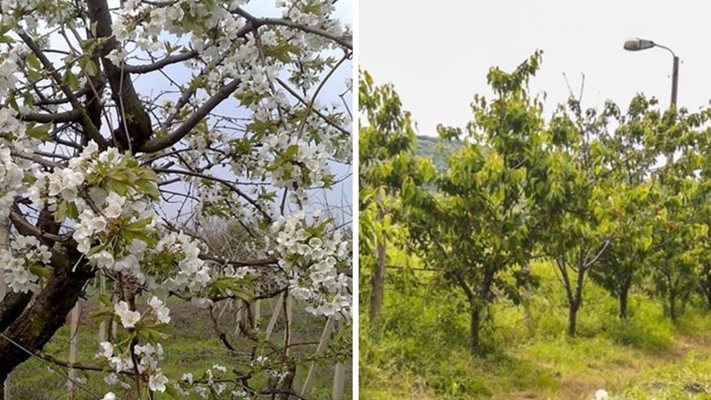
{"left": 623, "top": 38, "right": 679, "bottom": 107}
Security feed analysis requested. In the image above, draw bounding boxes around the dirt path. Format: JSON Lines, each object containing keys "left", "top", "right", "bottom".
{"left": 498, "top": 334, "right": 711, "bottom": 400}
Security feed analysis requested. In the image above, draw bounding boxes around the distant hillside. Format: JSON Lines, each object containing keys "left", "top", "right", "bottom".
{"left": 415, "top": 135, "right": 462, "bottom": 171}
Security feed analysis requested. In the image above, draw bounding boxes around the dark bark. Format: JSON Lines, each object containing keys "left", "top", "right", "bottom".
{"left": 0, "top": 291, "right": 33, "bottom": 332}
{"left": 668, "top": 289, "right": 677, "bottom": 322}
{"left": 567, "top": 301, "right": 580, "bottom": 337}
{"left": 558, "top": 256, "right": 586, "bottom": 338}
{"left": 618, "top": 277, "right": 632, "bottom": 319}
{"left": 87, "top": 0, "right": 152, "bottom": 152}
{"left": 521, "top": 261, "right": 534, "bottom": 337}
{"left": 0, "top": 249, "right": 94, "bottom": 381}
{"left": 470, "top": 304, "right": 482, "bottom": 355}
{"left": 369, "top": 240, "right": 386, "bottom": 322}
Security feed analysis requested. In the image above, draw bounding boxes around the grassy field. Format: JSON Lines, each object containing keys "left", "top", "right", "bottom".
{"left": 7, "top": 294, "right": 351, "bottom": 400}
{"left": 360, "top": 260, "right": 711, "bottom": 400}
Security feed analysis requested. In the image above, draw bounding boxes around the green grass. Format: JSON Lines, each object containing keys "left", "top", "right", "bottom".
{"left": 8, "top": 294, "right": 351, "bottom": 400}
{"left": 361, "top": 260, "right": 711, "bottom": 399}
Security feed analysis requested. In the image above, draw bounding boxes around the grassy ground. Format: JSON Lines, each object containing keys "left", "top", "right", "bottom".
{"left": 360, "top": 261, "right": 711, "bottom": 400}
{"left": 7, "top": 293, "right": 351, "bottom": 400}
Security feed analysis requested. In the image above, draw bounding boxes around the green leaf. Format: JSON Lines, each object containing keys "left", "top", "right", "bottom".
{"left": 28, "top": 263, "right": 51, "bottom": 279}
{"left": 26, "top": 123, "right": 52, "bottom": 142}
{"left": 26, "top": 53, "right": 41, "bottom": 70}
{"left": 164, "top": 385, "right": 181, "bottom": 399}
{"left": 62, "top": 69, "right": 81, "bottom": 91}
{"left": 106, "top": 179, "right": 130, "bottom": 196}
{"left": 88, "top": 308, "right": 115, "bottom": 322}
{"left": 84, "top": 58, "right": 98, "bottom": 77}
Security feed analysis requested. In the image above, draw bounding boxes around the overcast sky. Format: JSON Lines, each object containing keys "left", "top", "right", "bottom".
{"left": 359, "top": 0, "right": 711, "bottom": 136}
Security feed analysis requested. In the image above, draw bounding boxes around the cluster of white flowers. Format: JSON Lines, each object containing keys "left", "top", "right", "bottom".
{"left": 0, "top": 147, "right": 24, "bottom": 220}
{"left": 0, "top": 235, "right": 52, "bottom": 293}
{"left": 73, "top": 209, "right": 108, "bottom": 254}
{"left": 154, "top": 232, "right": 211, "bottom": 291}
{"left": 97, "top": 339, "right": 169, "bottom": 392}
{"left": 148, "top": 296, "right": 171, "bottom": 324}
{"left": 0, "top": 0, "right": 68, "bottom": 27}
{"left": 0, "top": 48, "right": 18, "bottom": 98}
{"left": 29, "top": 141, "right": 98, "bottom": 212}
{"left": 271, "top": 211, "right": 351, "bottom": 317}
{"left": 174, "top": 364, "right": 238, "bottom": 399}
{"left": 114, "top": 301, "right": 141, "bottom": 328}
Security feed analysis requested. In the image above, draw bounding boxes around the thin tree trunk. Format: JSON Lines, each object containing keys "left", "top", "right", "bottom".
{"left": 668, "top": 290, "right": 677, "bottom": 322}
{"left": 369, "top": 239, "right": 386, "bottom": 322}
{"left": 521, "top": 261, "right": 534, "bottom": 337}
{"left": 566, "top": 257, "right": 587, "bottom": 338}
{"left": 567, "top": 303, "right": 579, "bottom": 337}
{"left": 470, "top": 304, "right": 482, "bottom": 354}
{"left": 618, "top": 277, "right": 631, "bottom": 319}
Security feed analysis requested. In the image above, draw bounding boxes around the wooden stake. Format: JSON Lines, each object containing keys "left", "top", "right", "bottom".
{"left": 67, "top": 301, "right": 82, "bottom": 400}
{"left": 265, "top": 294, "right": 286, "bottom": 340}
{"left": 300, "top": 317, "right": 335, "bottom": 396}
{"left": 1, "top": 218, "right": 10, "bottom": 400}
{"left": 253, "top": 299, "right": 261, "bottom": 330}
{"left": 233, "top": 300, "right": 243, "bottom": 336}
{"left": 98, "top": 273, "right": 107, "bottom": 342}
{"left": 332, "top": 361, "right": 346, "bottom": 400}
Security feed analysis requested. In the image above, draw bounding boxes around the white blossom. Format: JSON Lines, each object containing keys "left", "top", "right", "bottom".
{"left": 98, "top": 342, "right": 114, "bottom": 359}
{"left": 148, "top": 297, "right": 171, "bottom": 324}
{"left": 114, "top": 301, "right": 141, "bottom": 328}
{"left": 148, "top": 371, "right": 169, "bottom": 392}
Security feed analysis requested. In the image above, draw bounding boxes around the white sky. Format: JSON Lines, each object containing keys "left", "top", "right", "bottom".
{"left": 359, "top": 0, "right": 711, "bottom": 136}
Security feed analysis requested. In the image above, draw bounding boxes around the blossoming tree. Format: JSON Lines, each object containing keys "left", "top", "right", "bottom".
{"left": 0, "top": 0, "right": 352, "bottom": 398}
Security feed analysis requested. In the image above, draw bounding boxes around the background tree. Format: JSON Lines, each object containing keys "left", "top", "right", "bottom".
{"left": 531, "top": 94, "right": 620, "bottom": 337}
{"left": 648, "top": 111, "right": 709, "bottom": 321}
{"left": 0, "top": 0, "right": 352, "bottom": 398}
{"left": 588, "top": 95, "right": 664, "bottom": 319}
{"left": 359, "top": 70, "right": 426, "bottom": 323}
{"left": 401, "top": 52, "right": 544, "bottom": 354}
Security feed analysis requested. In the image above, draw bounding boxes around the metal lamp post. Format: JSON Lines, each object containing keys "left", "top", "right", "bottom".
{"left": 623, "top": 38, "right": 679, "bottom": 107}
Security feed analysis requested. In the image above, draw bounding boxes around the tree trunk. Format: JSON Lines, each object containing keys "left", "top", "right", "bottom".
{"left": 521, "top": 262, "right": 534, "bottom": 337}
{"left": 87, "top": 0, "right": 153, "bottom": 151}
{"left": 0, "top": 250, "right": 94, "bottom": 381}
{"left": 469, "top": 304, "right": 482, "bottom": 354}
{"left": 618, "top": 277, "right": 631, "bottom": 319}
{"left": 369, "top": 239, "right": 386, "bottom": 322}
{"left": 567, "top": 302, "right": 579, "bottom": 337}
{"left": 668, "top": 290, "right": 677, "bottom": 322}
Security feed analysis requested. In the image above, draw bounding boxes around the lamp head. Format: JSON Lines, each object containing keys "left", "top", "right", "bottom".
{"left": 624, "top": 38, "right": 655, "bottom": 51}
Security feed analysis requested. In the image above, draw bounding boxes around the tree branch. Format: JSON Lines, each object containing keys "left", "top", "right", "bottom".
{"left": 124, "top": 50, "right": 199, "bottom": 74}
{"left": 137, "top": 78, "right": 241, "bottom": 153}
